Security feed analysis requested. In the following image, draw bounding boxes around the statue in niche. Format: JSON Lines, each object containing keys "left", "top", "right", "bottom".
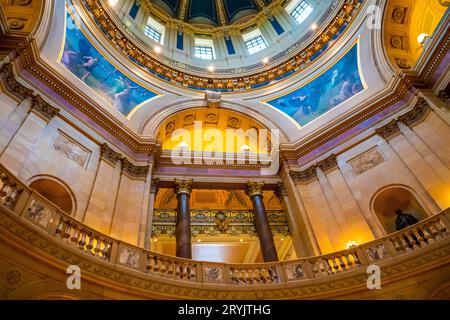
{"left": 395, "top": 209, "right": 419, "bottom": 231}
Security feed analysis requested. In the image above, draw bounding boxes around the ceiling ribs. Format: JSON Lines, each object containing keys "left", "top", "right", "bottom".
{"left": 215, "top": 0, "right": 228, "bottom": 25}
{"left": 177, "top": 0, "right": 189, "bottom": 21}
{"left": 253, "top": 0, "right": 267, "bottom": 10}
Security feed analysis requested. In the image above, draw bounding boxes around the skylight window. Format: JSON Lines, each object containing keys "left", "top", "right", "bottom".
{"left": 144, "top": 16, "right": 165, "bottom": 44}
{"left": 287, "top": 0, "right": 313, "bottom": 25}
{"left": 194, "top": 38, "right": 215, "bottom": 60}
{"left": 242, "top": 29, "right": 267, "bottom": 55}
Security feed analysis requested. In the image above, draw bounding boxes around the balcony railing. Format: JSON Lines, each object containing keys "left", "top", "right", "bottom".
{"left": 1, "top": 163, "right": 449, "bottom": 286}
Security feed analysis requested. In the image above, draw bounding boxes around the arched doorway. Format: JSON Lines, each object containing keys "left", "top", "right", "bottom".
{"left": 29, "top": 177, "right": 75, "bottom": 215}
{"left": 372, "top": 186, "right": 428, "bottom": 234}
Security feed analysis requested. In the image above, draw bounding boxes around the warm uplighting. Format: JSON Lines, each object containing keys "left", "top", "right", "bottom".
{"left": 178, "top": 141, "right": 189, "bottom": 150}
{"left": 197, "top": 239, "right": 202, "bottom": 242}
{"left": 239, "top": 239, "right": 243, "bottom": 242}
{"left": 207, "top": 65, "right": 215, "bottom": 72}
{"left": 311, "top": 23, "right": 318, "bottom": 31}
{"left": 108, "top": 0, "right": 118, "bottom": 7}
{"left": 241, "top": 144, "right": 250, "bottom": 152}
{"left": 281, "top": 238, "right": 284, "bottom": 241}
{"left": 346, "top": 241, "right": 358, "bottom": 249}
{"left": 262, "top": 57, "right": 269, "bottom": 64}
{"left": 154, "top": 46, "right": 162, "bottom": 54}
{"left": 153, "top": 238, "right": 158, "bottom": 242}
{"left": 417, "top": 33, "right": 429, "bottom": 45}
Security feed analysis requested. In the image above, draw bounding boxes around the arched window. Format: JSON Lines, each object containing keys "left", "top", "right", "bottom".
{"left": 29, "top": 177, "right": 75, "bottom": 215}
{"left": 372, "top": 186, "right": 428, "bottom": 234}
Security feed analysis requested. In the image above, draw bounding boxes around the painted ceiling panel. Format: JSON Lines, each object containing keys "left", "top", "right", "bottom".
{"left": 223, "top": 0, "right": 258, "bottom": 22}
{"left": 187, "top": 0, "right": 218, "bottom": 25}
{"left": 156, "top": 0, "right": 180, "bottom": 15}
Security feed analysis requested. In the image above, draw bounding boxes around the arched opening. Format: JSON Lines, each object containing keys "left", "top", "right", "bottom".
{"left": 372, "top": 186, "right": 428, "bottom": 234}
{"left": 29, "top": 178, "right": 75, "bottom": 215}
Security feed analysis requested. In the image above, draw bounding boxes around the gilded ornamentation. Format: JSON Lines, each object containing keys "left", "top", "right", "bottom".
{"left": 390, "top": 36, "right": 403, "bottom": 49}
{"left": 274, "top": 182, "right": 286, "bottom": 199}
{"left": 118, "top": 247, "right": 140, "bottom": 269}
{"left": 227, "top": 117, "right": 240, "bottom": 129}
{"left": 205, "top": 113, "right": 218, "bottom": 124}
{"left": 398, "top": 98, "right": 431, "bottom": 127}
{"left": 290, "top": 165, "right": 317, "bottom": 184}
{"left": 183, "top": 115, "right": 195, "bottom": 126}
{"left": 3, "top": 267, "right": 22, "bottom": 290}
{"left": 395, "top": 58, "right": 411, "bottom": 69}
{"left": 165, "top": 121, "right": 175, "bottom": 134}
{"left": 121, "top": 159, "right": 149, "bottom": 178}
{"left": 174, "top": 179, "right": 192, "bottom": 195}
{"left": 150, "top": 178, "right": 159, "bottom": 194}
{"left": 31, "top": 94, "right": 59, "bottom": 121}
{"left": 101, "top": 143, "right": 122, "bottom": 164}
{"left": 391, "top": 7, "right": 407, "bottom": 24}
{"left": 348, "top": 148, "right": 385, "bottom": 176}
{"left": 204, "top": 267, "right": 224, "bottom": 283}
{"left": 53, "top": 132, "right": 90, "bottom": 167}
{"left": 7, "top": 18, "right": 26, "bottom": 30}
{"left": 246, "top": 182, "right": 264, "bottom": 198}
{"left": 0, "top": 174, "right": 22, "bottom": 209}
{"left": 437, "top": 90, "right": 449, "bottom": 105}
{"left": 375, "top": 120, "right": 400, "bottom": 140}
{"left": 26, "top": 198, "right": 54, "bottom": 228}
{"left": 151, "top": 209, "right": 289, "bottom": 237}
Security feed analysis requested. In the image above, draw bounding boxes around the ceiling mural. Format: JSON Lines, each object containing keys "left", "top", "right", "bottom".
{"left": 59, "top": 6, "right": 160, "bottom": 117}
{"left": 265, "top": 43, "right": 365, "bottom": 127}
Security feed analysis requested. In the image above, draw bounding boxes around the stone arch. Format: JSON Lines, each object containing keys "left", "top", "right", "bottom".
{"left": 27, "top": 175, "right": 77, "bottom": 215}
{"left": 370, "top": 184, "right": 429, "bottom": 234}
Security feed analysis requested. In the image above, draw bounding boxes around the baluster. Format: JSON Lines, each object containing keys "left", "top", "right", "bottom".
{"left": 152, "top": 256, "right": 159, "bottom": 272}
{"left": 421, "top": 225, "right": 433, "bottom": 243}
{"left": 93, "top": 238, "right": 102, "bottom": 256}
{"left": 405, "top": 232, "right": 418, "bottom": 249}
{"left": 78, "top": 232, "right": 87, "bottom": 249}
{"left": 86, "top": 234, "right": 94, "bottom": 254}
{"left": 337, "top": 256, "right": 346, "bottom": 271}
{"left": 427, "top": 222, "right": 441, "bottom": 241}
{"left": 391, "top": 237, "right": 405, "bottom": 254}
{"left": 174, "top": 263, "right": 181, "bottom": 277}
{"left": 55, "top": 219, "right": 65, "bottom": 238}
{"left": 412, "top": 228, "right": 426, "bottom": 247}
{"left": 62, "top": 222, "right": 71, "bottom": 239}
{"left": 101, "top": 242, "right": 111, "bottom": 260}
{"left": 70, "top": 226, "right": 80, "bottom": 244}
{"left": 398, "top": 235, "right": 410, "bottom": 252}
{"left": 352, "top": 251, "right": 361, "bottom": 267}
{"left": 433, "top": 221, "right": 448, "bottom": 238}
{"left": 189, "top": 265, "right": 196, "bottom": 280}
{"left": 345, "top": 254, "right": 354, "bottom": 269}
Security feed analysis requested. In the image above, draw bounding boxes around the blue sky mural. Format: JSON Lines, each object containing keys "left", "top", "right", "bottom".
{"left": 60, "top": 9, "right": 158, "bottom": 117}
{"left": 266, "top": 44, "right": 364, "bottom": 127}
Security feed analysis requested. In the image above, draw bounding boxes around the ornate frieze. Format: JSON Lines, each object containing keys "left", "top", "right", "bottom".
{"left": 317, "top": 154, "right": 338, "bottom": 173}
{"left": 121, "top": 159, "right": 149, "bottom": 178}
{"left": 0, "top": 63, "right": 33, "bottom": 100}
{"left": 290, "top": 165, "right": 317, "bottom": 184}
{"left": 246, "top": 182, "right": 264, "bottom": 198}
{"left": 151, "top": 209, "right": 289, "bottom": 237}
{"left": 174, "top": 179, "right": 192, "bottom": 195}
{"left": 150, "top": 178, "right": 160, "bottom": 194}
{"left": 30, "top": 94, "right": 59, "bottom": 121}
{"left": 100, "top": 143, "right": 122, "bottom": 164}
{"left": 398, "top": 98, "right": 432, "bottom": 127}
{"left": 375, "top": 120, "right": 401, "bottom": 140}
{"left": 437, "top": 90, "right": 450, "bottom": 105}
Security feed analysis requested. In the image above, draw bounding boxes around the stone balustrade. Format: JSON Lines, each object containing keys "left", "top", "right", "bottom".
{"left": 0, "top": 163, "right": 449, "bottom": 288}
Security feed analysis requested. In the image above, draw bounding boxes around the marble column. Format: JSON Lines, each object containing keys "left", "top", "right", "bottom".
{"left": 144, "top": 178, "right": 159, "bottom": 250}
{"left": 246, "top": 182, "right": 278, "bottom": 262}
{"left": 174, "top": 179, "right": 192, "bottom": 259}
{"left": 0, "top": 94, "right": 59, "bottom": 176}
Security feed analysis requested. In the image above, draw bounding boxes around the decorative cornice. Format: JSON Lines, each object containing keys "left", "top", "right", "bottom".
{"left": 0, "top": 62, "right": 33, "bottom": 100}
{"left": 121, "top": 158, "right": 150, "bottom": 178}
{"left": 290, "top": 165, "right": 317, "bottom": 184}
{"left": 30, "top": 93, "right": 59, "bottom": 121}
{"left": 246, "top": 181, "right": 264, "bottom": 198}
{"left": 174, "top": 179, "right": 192, "bottom": 195}
{"left": 274, "top": 181, "right": 286, "bottom": 199}
{"left": 317, "top": 154, "right": 338, "bottom": 173}
{"left": 398, "top": 98, "right": 432, "bottom": 128}
{"left": 101, "top": 143, "right": 122, "bottom": 164}
{"left": 375, "top": 120, "right": 401, "bottom": 140}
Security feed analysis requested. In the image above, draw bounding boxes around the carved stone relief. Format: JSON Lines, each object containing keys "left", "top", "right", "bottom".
{"left": 348, "top": 148, "right": 385, "bottom": 176}
{"left": 53, "top": 132, "right": 91, "bottom": 168}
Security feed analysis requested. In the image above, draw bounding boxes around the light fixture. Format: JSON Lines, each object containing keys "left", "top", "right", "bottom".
{"left": 178, "top": 141, "right": 189, "bottom": 150}
{"left": 154, "top": 46, "right": 162, "bottom": 54}
{"left": 346, "top": 241, "right": 358, "bottom": 249}
{"left": 280, "top": 238, "right": 284, "bottom": 241}
{"left": 153, "top": 238, "right": 158, "bottom": 242}
{"left": 417, "top": 33, "right": 429, "bottom": 45}
{"left": 197, "top": 239, "right": 202, "bottom": 242}
{"left": 241, "top": 144, "right": 250, "bottom": 152}
{"left": 311, "top": 23, "right": 318, "bottom": 31}
{"left": 262, "top": 57, "right": 269, "bottom": 64}
{"left": 108, "top": 0, "right": 118, "bottom": 6}
{"left": 239, "top": 239, "right": 243, "bottom": 242}
{"left": 207, "top": 65, "right": 215, "bottom": 72}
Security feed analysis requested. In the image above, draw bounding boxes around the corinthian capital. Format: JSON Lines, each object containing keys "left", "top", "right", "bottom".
{"left": 398, "top": 98, "right": 431, "bottom": 127}
{"left": 174, "top": 179, "right": 192, "bottom": 195}
{"left": 246, "top": 182, "right": 264, "bottom": 198}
